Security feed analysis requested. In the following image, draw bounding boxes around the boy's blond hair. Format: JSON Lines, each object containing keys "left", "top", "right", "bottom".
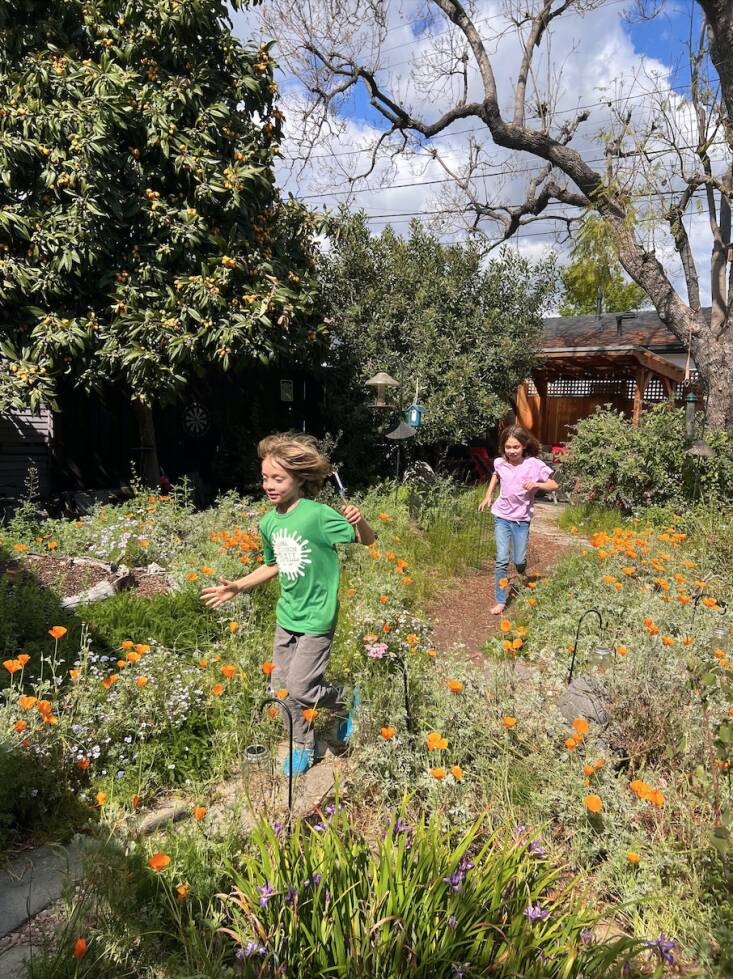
{"left": 257, "top": 433, "right": 331, "bottom": 498}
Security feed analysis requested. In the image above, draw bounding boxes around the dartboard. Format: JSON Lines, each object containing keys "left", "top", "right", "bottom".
{"left": 183, "top": 402, "right": 210, "bottom": 437}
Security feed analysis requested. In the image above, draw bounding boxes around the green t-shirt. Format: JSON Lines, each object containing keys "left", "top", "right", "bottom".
{"left": 259, "top": 498, "right": 356, "bottom": 635}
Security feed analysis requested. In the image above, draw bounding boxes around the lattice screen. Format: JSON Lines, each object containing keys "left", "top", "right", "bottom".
{"left": 546, "top": 377, "right": 635, "bottom": 398}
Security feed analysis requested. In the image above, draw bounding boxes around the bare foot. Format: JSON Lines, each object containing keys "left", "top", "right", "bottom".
{"left": 490, "top": 603, "right": 506, "bottom": 615}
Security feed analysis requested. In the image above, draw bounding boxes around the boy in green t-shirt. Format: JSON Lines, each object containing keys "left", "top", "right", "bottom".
{"left": 201, "top": 433, "right": 375, "bottom": 775}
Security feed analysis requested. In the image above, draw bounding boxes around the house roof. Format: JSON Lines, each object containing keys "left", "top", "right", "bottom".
{"left": 542, "top": 307, "right": 708, "bottom": 351}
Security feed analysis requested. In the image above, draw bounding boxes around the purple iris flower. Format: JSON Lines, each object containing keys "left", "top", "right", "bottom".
{"left": 524, "top": 903, "right": 549, "bottom": 923}
{"left": 645, "top": 932, "right": 676, "bottom": 965}
{"left": 443, "top": 869, "right": 465, "bottom": 892}
{"left": 528, "top": 839, "right": 546, "bottom": 857}
{"left": 447, "top": 915, "right": 458, "bottom": 930}
{"left": 580, "top": 928, "right": 593, "bottom": 945}
{"left": 257, "top": 882, "right": 275, "bottom": 907}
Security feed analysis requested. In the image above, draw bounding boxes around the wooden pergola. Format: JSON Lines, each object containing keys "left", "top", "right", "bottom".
{"left": 516, "top": 342, "right": 688, "bottom": 446}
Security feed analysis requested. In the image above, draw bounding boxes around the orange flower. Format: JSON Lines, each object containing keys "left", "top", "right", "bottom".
{"left": 48, "top": 626, "right": 67, "bottom": 640}
{"left": 276, "top": 688, "right": 288, "bottom": 699}
{"left": 502, "top": 716, "right": 517, "bottom": 729}
{"left": 303, "top": 708, "right": 318, "bottom": 722}
{"left": 583, "top": 764, "right": 594, "bottom": 777}
{"left": 193, "top": 806, "right": 207, "bottom": 821}
{"left": 3, "top": 659, "right": 21, "bottom": 674}
{"left": 132, "top": 794, "right": 142, "bottom": 809}
{"left": 200, "top": 566, "right": 214, "bottom": 576}
{"left": 186, "top": 572, "right": 199, "bottom": 581}
{"left": 661, "top": 635, "right": 676, "bottom": 647}
{"left": 37, "top": 699, "right": 52, "bottom": 716}
{"left": 527, "top": 598, "right": 537, "bottom": 606}
{"left": 14, "top": 543, "right": 29, "bottom": 552}
{"left": 498, "top": 577, "right": 509, "bottom": 588}
{"left": 648, "top": 788, "right": 665, "bottom": 807}
{"left": 78, "top": 758, "right": 90, "bottom": 770}
{"left": 703, "top": 596, "right": 719, "bottom": 609}
{"left": 221, "top": 664, "right": 236, "bottom": 679}
{"left": 447, "top": 679, "right": 464, "bottom": 693}
{"left": 266, "top": 705, "right": 279, "bottom": 718}
{"left": 405, "top": 633, "right": 419, "bottom": 644}
{"left": 116, "top": 659, "right": 127, "bottom": 669}
{"left": 96, "top": 791, "right": 107, "bottom": 806}
{"left": 148, "top": 852, "right": 171, "bottom": 872}
{"left": 572, "top": 718, "right": 589, "bottom": 738}
{"left": 383, "top": 623, "right": 392, "bottom": 633}
{"left": 564, "top": 737, "right": 578, "bottom": 750}
{"left": 18, "top": 695, "right": 36, "bottom": 710}
{"left": 380, "top": 726, "right": 396, "bottom": 740}
{"left": 176, "top": 882, "right": 190, "bottom": 900}
{"left": 430, "top": 767, "right": 446, "bottom": 780}
{"left": 511, "top": 638, "right": 523, "bottom": 650}
{"left": 121, "top": 640, "right": 134, "bottom": 651}
{"left": 500, "top": 619, "right": 512, "bottom": 633}
{"left": 401, "top": 577, "right": 412, "bottom": 586}
{"left": 228, "top": 621, "right": 239, "bottom": 633}
{"left": 69, "top": 668, "right": 81, "bottom": 680}
{"left": 451, "top": 765, "right": 464, "bottom": 781}
{"left": 261, "top": 661, "right": 275, "bottom": 675}
{"left": 211, "top": 683, "right": 225, "bottom": 697}
{"left": 584, "top": 794, "right": 602, "bottom": 814}
{"left": 386, "top": 551, "right": 395, "bottom": 561}
{"left": 73, "top": 937, "right": 88, "bottom": 960}
{"left": 379, "top": 595, "right": 388, "bottom": 604}
{"left": 347, "top": 587, "right": 356, "bottom": 597}
{"left": 127, "top": 651, "right": 142, "bottom": 663}
{"left": 17, "top": 653, "right": 30, "bottom": 666}
{"left": 377, "top": 512, "right": 392, "bottom": 522}
{"left": 135, "top": 643, "right": 150, "bottom": 654}
{"left": 426, "top": 731, "right": 448, "bottom": 751}
{"left": 627, "top": 851, "right": 640, "bottom": 865}
{"left": 616, "top": 645, "right": 628, "bottom": 657}
{"left": 14, "top": 720, "right": 27, "bottom": 733}
{"left": 370, "top": 550, "right": 380, "bottom": 559}
{"left": 135, "top": 677, "right": 148, "bottom": 688}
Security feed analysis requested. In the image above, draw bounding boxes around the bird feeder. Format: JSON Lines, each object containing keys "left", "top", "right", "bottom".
{"left": 365, "top": 371, "right": 399, "bottom": 408}
{"left": 406, "top": 403, "right": 424, "bottom": 429}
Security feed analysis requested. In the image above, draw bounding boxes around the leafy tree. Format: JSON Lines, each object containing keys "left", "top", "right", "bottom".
{"left": 320, "top": 214, "right": 557, "bottom": 469}
{"left": 559, "top": 217, "right": 648, "bottom": 316}
{"left": 0, "top": 0, "right": 324, "bottom": 482}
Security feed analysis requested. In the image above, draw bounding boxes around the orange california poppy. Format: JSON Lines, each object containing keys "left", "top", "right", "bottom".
{"left": 380, "top": 726, "right": 396, "bottom": 740}
{"left": 18, "top": 695, "right": 36, "bottom": 710}
{"left": 73, "top": 937, "right": 88, "bottom": 960}
{"left": 261, "top": 661, "right": 275, "bottom": 675}
{"left": 572, "top": 718, "right": 589, "bottom": 737}
{"left": 627, "top": 851, "right": 640, "bottom": 865}
{"left": 176, "top": 882, "right": 190, "bottom": 900}
{"left": 148, "top": 852, "right": 171, "bottom": 872}
{"left": 276, "top": 688, "right": 288, "bottom": 699}
{"left": 266, "top": 705, "right": 279, "bottom": 718}
{"left": 96, "top": 791, "right": 107, "bottom": 806}
{"left": 135, "top": 677, "right": 148, "bottom": 688}
{"left": 426, "top": 731, "right": 448, "bottom": 751}
{"left": 15, "top": 720, "right": 27, "bottom": 733}
{"left": 78, "top": 758, "right": 90, "bottom": 770}
{"left": 565, "top": 737, "right": 578, "bottom": 750}
{"left": 69, "top": 669, "right": 81, "bottom": 680}
{"left": 48, "top": 626, "right": 67, "bottom": 640}
{"left": 616, "top": 645, "right": 628, "bottom": 656}
{"left": 228, "top": 621, "right": 239, "bottom": 633}
{"left": 17, "top": 653, "right": 30, "bottom": 666}
{"left": 431, "top": 767, "right": 446, "bottom": 780}
{"left": 3, "top": 659, "right": 21, "bottom": 674}
{"left": 447, "top": 679, "right": 464, "bottom": 693}
{"left": 451, "top": 765, "right": 464, "bottom": 781}
{"left": 193, "top": 806, "right": 207, "bottom": 821}
{"left": 132, "top": 794, "right": 142, "bottom": 809}
{"left": 121, "top": 640, "right": 134, "bottom": 651}
{"left": 36, "top": 699, "right": 52, "bottom": 716}
{"left": 584, "top": 794, "right": 603, "bottom": 814}
{"left": 211, "top": 683, "right": 225, "bottom": 697}
{"left": 303, "top": 708, "right": 318, "bottom": 722}
{"left": 583, "top": 764, "right": 594, "bottom": 777}
{"left": 221, "top": 664, "right": 236, "bottom": 679}
{"left": 502, "top": 716, "right": 517, "bottom": 729}
{"left": 500, "top": 619, "right": 512, "bottom": 633}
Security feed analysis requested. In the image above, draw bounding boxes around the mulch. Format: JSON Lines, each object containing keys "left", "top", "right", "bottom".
{"left": 426, "top": 531, "right": 574, "bottom": 665}
{"left": 0, "top": 554, "right": 170, "bottom": 600}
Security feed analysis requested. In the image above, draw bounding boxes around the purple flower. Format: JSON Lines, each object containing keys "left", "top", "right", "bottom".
{"left": 443, "top": 869, "right": 465, "bottom": 892}
{"left": 513, "top": 824, "right": 527, "bottom": 838}
{"left": 367, "top": 642, "right": 388, "bottom": 659}
{"left": 524, "top": 903, "right": 549, "bottom": 924}
{"left": 645, "top": 932, "right": 676, "bottom": 965}
{"left": 447, "top": 915, "right": 458, "bottom": 930}
{"left": 580, "top": 928, "right": 593, "bottom": 945}
{"left": 324, "top": 803, "right": 336, "bottom": 817}
{"left": 528, "top": 839, "right": 546, "bottom": 857}
{"left": 395, "top": 817, "right": 412, "bottom": 834}
{"left": 285, "top": 886, "right": 298, "bottom": 904}
{"left": 312, "top": 821, "right": 327, "bottom": 832}
{"left": 458, "top": 857, "right": 474, "bottom": 873}
{"left": 236, "top": 941, "right": 267, "bottom": 959}
{"left": 257, "top": 882, "right": 275, "bottom": 907}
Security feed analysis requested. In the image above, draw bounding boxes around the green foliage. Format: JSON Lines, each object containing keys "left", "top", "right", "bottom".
{"left": 0, "top": 0, "right": 324, "bottom": 412}
{"left": 560, "top": 405, "right": 733, "bottom": 510}
{"left": 319, "top": 213, "right": 558, "bottom": 474}
{"left": 559, "top": 216, "right": 648, "bottom": 315}
{"left": 222, "top": 807, "right": 637, "bottom": 977}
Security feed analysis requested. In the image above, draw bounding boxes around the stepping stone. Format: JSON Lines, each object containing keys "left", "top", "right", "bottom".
{"left": 0, "top": 836, "right": 96, "bottom": 941}
{"left": 558, "top": 675, "right": 609, "bottom": 727}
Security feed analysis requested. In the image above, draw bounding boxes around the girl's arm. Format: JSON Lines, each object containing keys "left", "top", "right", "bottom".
{"left": 523, "top": 478, "right": 559, "bottom": 492}
{"left": 201, "top": 563, "right": 279, "bottom": 609}
{"left": 478, "top": 474, "right": 498, "bottom": 512}
{"left": 342, "top": 504, "right": 376, "bottom": 546}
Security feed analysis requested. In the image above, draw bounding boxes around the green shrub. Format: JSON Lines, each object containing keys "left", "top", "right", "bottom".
{"left": 560, "top": 405, "right": 733, "bottom": 511}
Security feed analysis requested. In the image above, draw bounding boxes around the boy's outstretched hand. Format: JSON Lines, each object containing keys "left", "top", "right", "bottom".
{"left": 201, "top": 576, "right": 239, "bottom": 609}
{"left": 341, "top": 503, "right": 363, "bottom": 526}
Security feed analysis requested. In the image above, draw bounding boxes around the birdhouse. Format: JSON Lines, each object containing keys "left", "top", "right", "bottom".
{"left": 365, "top": 372, "right": 399, "bottom": 408}
{"left": 406, "top": 403, "right": 424, "bottom": 429}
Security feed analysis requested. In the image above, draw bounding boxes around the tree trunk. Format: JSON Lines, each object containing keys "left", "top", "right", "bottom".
{"left": 131, "top": 400, "right": 161, "bottom": 488}
{"left": 690, "top": 317, "right": 733, "bottom": 430}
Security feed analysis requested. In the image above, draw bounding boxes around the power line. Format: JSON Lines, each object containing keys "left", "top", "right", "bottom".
{"left": 286, "top": 138, "right": 728, "bottom": 201}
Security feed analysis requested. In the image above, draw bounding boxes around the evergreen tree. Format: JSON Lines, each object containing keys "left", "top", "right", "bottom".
{"left": 0, "top": 0, "right": 323, "bottom": 481}
{"left": 559, "top": 217, "right": 648, "bottom": 316}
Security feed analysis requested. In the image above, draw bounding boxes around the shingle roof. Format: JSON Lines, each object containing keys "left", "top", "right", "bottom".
{"left": 542, "top": 307, "right": 708, "bottom": 350}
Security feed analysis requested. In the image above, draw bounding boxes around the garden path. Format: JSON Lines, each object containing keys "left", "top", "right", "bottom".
{"left": 427, "top": 502, "right": 581, "bottom": 665}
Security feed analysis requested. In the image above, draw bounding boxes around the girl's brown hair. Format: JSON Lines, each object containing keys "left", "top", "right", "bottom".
{"left": 498, "top": 425, "right": 540, "bottom": 458}
{"left": 257, "top": 433, "right": 331, "bottom": 498}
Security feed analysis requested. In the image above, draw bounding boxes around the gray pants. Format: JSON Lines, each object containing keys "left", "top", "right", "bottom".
{"left": 272, "top": 625, "right": 347, "bottom": 746}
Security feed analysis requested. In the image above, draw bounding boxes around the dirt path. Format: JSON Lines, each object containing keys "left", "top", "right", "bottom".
{"left": 426, "top": 502, "right": 581, "bottom": 664}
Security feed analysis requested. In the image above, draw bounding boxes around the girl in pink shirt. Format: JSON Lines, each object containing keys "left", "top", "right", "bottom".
{"left": 478, "top": 426, "right": 558, "bottom": 614}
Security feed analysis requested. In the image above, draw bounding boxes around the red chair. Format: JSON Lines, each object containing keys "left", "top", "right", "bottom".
{"left": 468, "top": 447, "right": 493, "bottom": 482}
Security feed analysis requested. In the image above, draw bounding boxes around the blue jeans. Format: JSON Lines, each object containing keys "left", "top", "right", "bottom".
{"left": 494, "top": 517, "right": 530, "bottom": 604}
